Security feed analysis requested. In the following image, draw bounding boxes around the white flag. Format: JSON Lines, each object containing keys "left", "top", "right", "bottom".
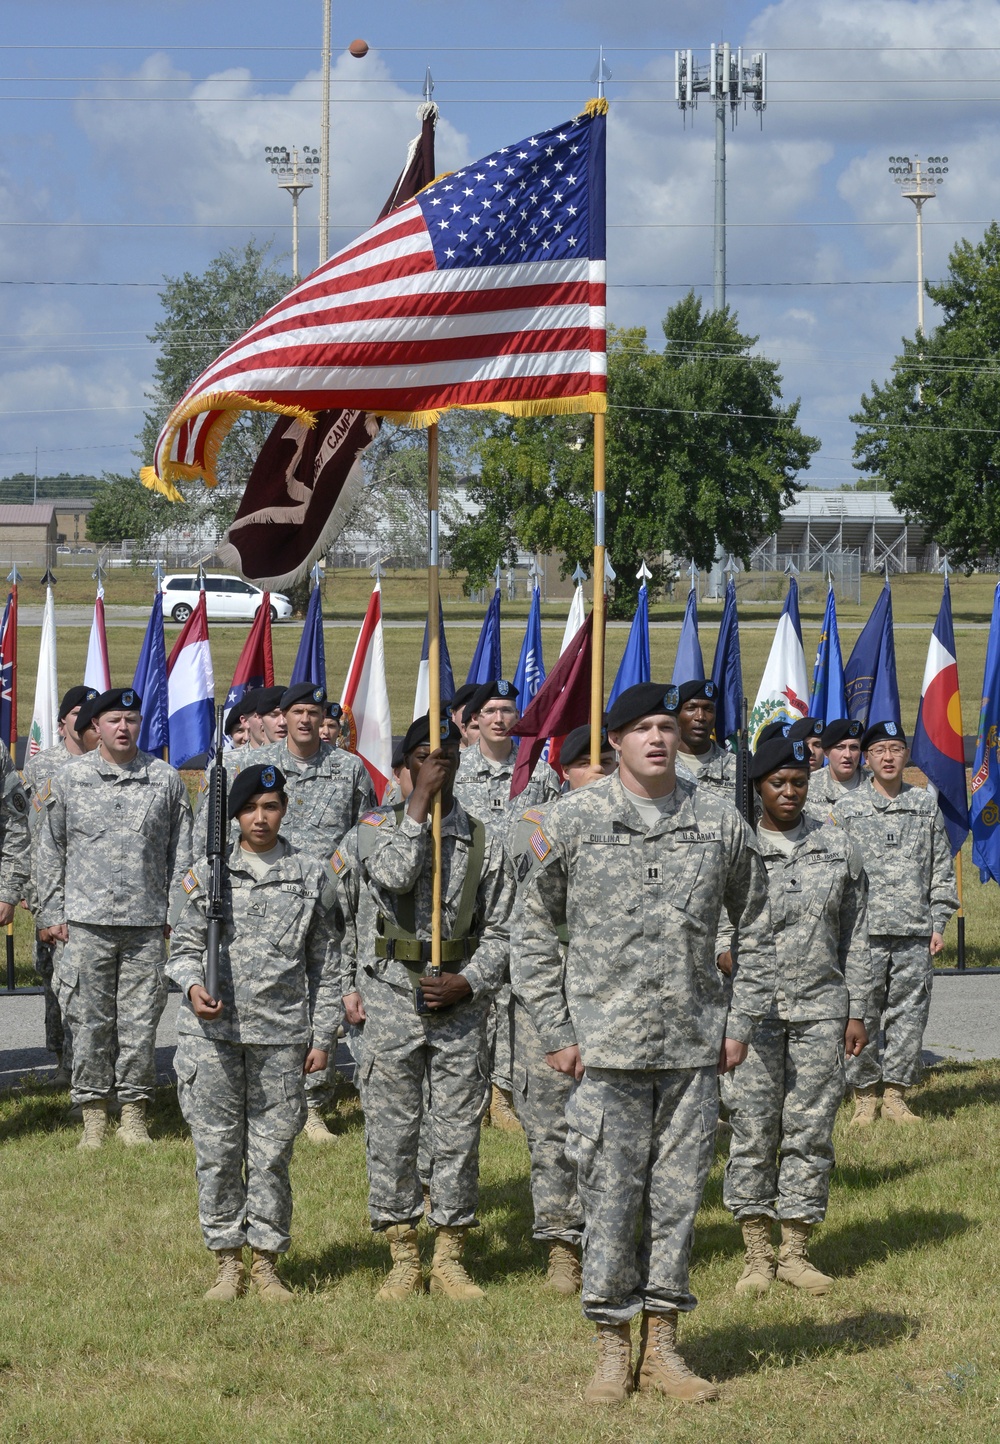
{"left": 84, "top": 586, "right": 111, "bottom": 693}
{"left": 341, "top": 582, "right": 393, "bottom": 801}
{"left": 560, "top": 583, "right": 586, "bottom": 656}
{"left": 750, "top": 577, "right": 809, "bottom": 747}
{"left": 29, "top": 586, "right": 58, "bottom": 757}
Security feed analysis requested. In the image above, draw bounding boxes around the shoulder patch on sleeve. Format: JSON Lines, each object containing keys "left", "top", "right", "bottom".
{"left": 181, "top": 869, "right": 200, "bottom": 895}
{"left": 517, "top": 852, "right": 533, "bottom": 883}
{"left": 521, "top": 807, "right": 545, "bottom": 824}
{"left": 528, "top": 827, "right": 551, "bottom": 864}
{"left": 330, "top": 848, "right": 347, "bottom": 875}
{"left": 9, "top": 788, "right": 27, "bottom": 815}
{"left": 361, "top": 811, "right": 386, "bottom": 827}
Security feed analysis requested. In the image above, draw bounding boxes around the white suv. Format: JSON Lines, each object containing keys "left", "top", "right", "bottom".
{"left": 161, "top": 574, "right": 293, "bottom": 625}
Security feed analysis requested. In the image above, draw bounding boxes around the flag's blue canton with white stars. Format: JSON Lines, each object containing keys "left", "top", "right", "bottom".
{"left": 417, "top": 116, "right": 596, "bottom": 269}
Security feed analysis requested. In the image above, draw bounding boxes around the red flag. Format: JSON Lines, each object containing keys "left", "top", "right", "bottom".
{"left": 341, "top": 582, "right": 393, "bottom": 801}
{"left": 225, "top": 596, "right": 274, "bottom": 721}
{"left": 510, "top": 612, "right": 595, "bottom": 798}
{"left": 213, "top": 107, "right": 439, "bottom": 590}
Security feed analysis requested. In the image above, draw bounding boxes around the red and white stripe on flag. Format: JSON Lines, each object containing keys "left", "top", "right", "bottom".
{"left": 142, "top": 104, "right": 607, "bottom": 498}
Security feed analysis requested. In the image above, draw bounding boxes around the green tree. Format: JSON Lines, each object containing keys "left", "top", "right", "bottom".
{"left": 86, "top": 474, "right": 172, "bottom": 546}
{"left": 141, "top": 240, "right": 291, "bottom": 533}
{"left": 852, "top": 222, "right": 1000, "bottom": 568}
{"left": 448, "top": 296, "right": 818, "bottom": 614}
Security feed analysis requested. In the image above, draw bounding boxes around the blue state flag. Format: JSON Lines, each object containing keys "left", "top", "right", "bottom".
{"left": 844, "top": 582, "right": 900, "bottom": 728}
{"left": 290, "top": 584, "right": 326, "bottom": 692}
{"left": 809, "top": 583, "right": 847, "bottom": 725}
{"left": 133, "top": 592, "right": 169, "bottom": 754}
{"left": 466, "top": 587, "right": 502, "bottom": 686}
{"left": 412, "top": 603, "right": 457, "bottom": 720}
{"left": 710, "top": 578, "right": 744, "bottom": 746}
{"left": 672, "top": 587, "right": 705, "bottom": 685}
{"left": 609, "top": 582, "right": 650, "bottom": 706}
{"left": 971, "top": 581, "right": 1000, "bottom": 881}
{"left": 513, "top": 585, "right": 546, "bottom": 709}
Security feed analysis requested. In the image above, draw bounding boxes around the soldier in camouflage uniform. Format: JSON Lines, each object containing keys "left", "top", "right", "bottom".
{"left": 514, "top": 682, "right": 776, "bottom": 1406}
{"left": 168, "top": 762, "right": 343, "bottom": 1303}
{"left": 723, "top": 734, "right": 870, "bottom": 1298}
{"left": 36, "top": 687, "right": 193, "bottom": 1149}
{"left": 22, "top": 685, "right": 98, "bottom": 1083}
{"left": 831, "top": 720, "right": 957, "bottom": 1125}
{"left": 454, "top": 678, "right": 560, "bottom": 1129}
{"left": 345, "top": 714, "right": 515, "bottom": 1303}
{"left": 807, "top": 719, "right": 865, "bottom": 812}
{"left": 318, "top": 701, "right": 343, "bottom": 747}
{"left": 448, "top": 683, "right": 478, "bottom": 748}
{"left": 244, "top": 687, "right": 288, "bottom": 748}
{"left": 673, "top": 679, "right": 738, "bottom": 796}
{"left": 224, "top": 701, "right": 250, "bottom": 750}
{"left": 507, "top": 723, "right": 617, "bottom": 1297}
{"left": 215, "top": 681, "right": 375, "bottom": 1142}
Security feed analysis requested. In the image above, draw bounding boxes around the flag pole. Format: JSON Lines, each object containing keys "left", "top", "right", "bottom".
{"left": 427, "top": 423, "right": 443, "bottom": 976}
{"left": 955, "top": 850, "right": 966, "bottom": 971}
{"left": 5, "top": 566, "right": 17, "bottom": 993}
{"left": 589, "top": 412, "right": 606, "bottom": 765}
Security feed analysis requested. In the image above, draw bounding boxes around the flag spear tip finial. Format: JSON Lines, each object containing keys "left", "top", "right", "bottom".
{"left": 423, "top": 66, "right": 434, "bottom": 103}
{"left": 572, "top": 563, "right": 587, "bottom": 585}
{"left": 590, "top": 45, "right": 612, "bottom": 100}
{"left": 6, "top": 565, "right": 21, "bottom": 585}
{"left": 636, "top": 559, "right": 652, "bottom": 582}
{"left": 40, "top": 568, "right": 56, "bottom": 587}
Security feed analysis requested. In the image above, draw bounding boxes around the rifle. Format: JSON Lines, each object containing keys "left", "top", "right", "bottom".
{"left": 203, "top": 704, "right": 227, "bottom": 1002}
{"left": 734, "top": 695, "right": 755, "bottom": 828}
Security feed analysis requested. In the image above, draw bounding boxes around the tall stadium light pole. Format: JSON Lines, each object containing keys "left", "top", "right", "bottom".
{"left": 889, "top": 154, "right": 948, "bottom": 334}
{"left": 675, "top": 45, "right": 766, "bottom": 311}
{"left": 265, "top": 146, "right": 320, "bottom": 281}
{"left": 319, "top": 0, "right": 332, "bottom": 264}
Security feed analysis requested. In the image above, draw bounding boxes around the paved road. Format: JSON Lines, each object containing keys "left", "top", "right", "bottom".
{"left": 0, "top": 973, "right": 996, "bottom": 1090}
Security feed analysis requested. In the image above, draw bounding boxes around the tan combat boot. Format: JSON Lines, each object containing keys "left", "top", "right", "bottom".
{"left": 882, "top": 1083, "right": 921, "bottom": 1125}
{"left": 78, "top": 1100, "right": 108, "bottom": 1150}
{"left": 775, "top": 1221, "right": 833, "bottom": 1295}
{"left": 848, "top": 1085, "right": 880, "bottom": 1129}
{"left": 634, "top": 1312, "right": 720, "bottom": 1402}
{"left": 735, "top": 1216, "right": 776, "bottom": 1296}
{"left": 118, "top": 1101, "right": 153, "bottom": 1146}
{"left": 303, "top": 1105, "right": 337, "bottom": 1144}
{"left": 488, "top": 1084, "right": 521, "bottom": 1132}
{"left": 428, "top": 1226, "right": 484, "bottom": 1301}
{"left": 377, "top": 1225, "right": 424, "bottom": 1301}
{"left": 543, "top": 1241, "right": 582, "bottom": 1296}
{"left": 204, "top": 1248, "right": 246, "bottom": 1302}
{"left": 249, "top": 1249, "right": 293, "bottom": 1302}
{"left": 584, "top": 1322, "right": 633, "bottom": 1405}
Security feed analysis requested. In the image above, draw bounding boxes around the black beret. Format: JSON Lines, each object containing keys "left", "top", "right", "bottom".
{"left": 325, "top": 701, "right": 343, "bottom": 721}
{"left": 402, "top": 714, "right": 462, "bottom": 756}
{"left": 449, "top": 682, "right": 479, "bottom": 715}
{"left": 676, "top": 679, "right": 717, "bottom": 707}
{"left": 391, "top": 737, "right": 406, "bottom": 770}
{"left": 228, "top": 763, "right": 287, "bottom": 819}
{"left": 72, "top": 689, "right": 101, "bottom": 734}
{"left": 253, "top": 687, "right": 285, "bottom": 714}
{"left": 787, "top": 716, "right": 823, "bottom": 742}
{"left": 862, "top": 719, "right": 907, "bottom": 749}
{"left": 756, "top": 720, "right": 790, "bottom": 748}
{"left": 59, "top": 686, "right": 93, "bottom": 722}
{"left": 606, "top": 682, "right": 680, "bottom": 733}
{"left": 820, "top": 718, "right": 863, "bottom": 748}
{"left": 280, "top": 681, "right": 326, "bottom": 710}
{"left": 561, "top": 723, "right": 610, "bottom": 769}
{"left": 750, "top": 735, "right": 811, "bottom": 781}
{"left": 224, "top": 704, "right": 247, "bottom": 737}
{"left": 464, "top": 678, "right": 519, "bottom": 724}
{"left": 90, "top": 687, "right": 141, "bottom": 718}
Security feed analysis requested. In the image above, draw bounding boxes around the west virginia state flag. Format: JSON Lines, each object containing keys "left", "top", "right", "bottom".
{"left": 971, "top": 581, "right": 1000, "bottom": 881}
{"left": 912, "top": 578, "right": 968, "bottom": 857}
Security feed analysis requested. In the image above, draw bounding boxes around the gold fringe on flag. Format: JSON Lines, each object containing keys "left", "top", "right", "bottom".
{"left": 377, "top": 392, "right": 607, "bottom": 430}
{"left": 581, "top": 97, "right": 609, "bottom": 117}
{"left": 140, "top": 393, "right": 317, "bottom": 499}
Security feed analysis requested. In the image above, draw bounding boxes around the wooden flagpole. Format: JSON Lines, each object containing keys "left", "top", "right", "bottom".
{"left": 427, "top": 423, "right": 443, "bottom": 974}
{"left": 589, "top": 412, "right": 606, "bottom": 766}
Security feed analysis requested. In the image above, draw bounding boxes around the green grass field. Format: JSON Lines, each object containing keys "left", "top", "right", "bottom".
{"left": 0, "top": 1061, "right": 997, "bottom": 1443}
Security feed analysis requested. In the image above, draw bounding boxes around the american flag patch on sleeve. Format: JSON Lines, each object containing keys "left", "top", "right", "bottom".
{"left": 361, "top": 812, "right": 386, "bottom": 827}
{"left": 529, "top": 828, "right": 551, "bottom": 864}
{"left": 181, "top": 869, "right": 200, "bottom": 895}
{"left": 522, "top": 808, "right": 545, "bottom": 824}
{"left": 330, "top": 849, "right": 346, "bottom": 875}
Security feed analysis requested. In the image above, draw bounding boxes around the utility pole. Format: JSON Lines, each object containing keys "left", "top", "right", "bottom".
{"left": 675, "top": 44, "right": 767, "bottom": 312}
{"left": 889, "top": 154, "right": 948, "bottom": 334}
{"left": 319, "top": 0, "right": 332, "bottom": 264}
{"left": 265, "top": 145, "right": 320, "bottom": 281}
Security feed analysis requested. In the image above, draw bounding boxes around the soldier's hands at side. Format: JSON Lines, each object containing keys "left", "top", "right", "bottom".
{"left": 546, "top": 1045, "right": 585, "bottom": 1081}
{"left": 343, "top": 991, "right": 366, "bottom": 1025}
{"left": 188, "top": 984, "right": 223, "bottom": 1020}
{"left": 717, "top": 1038, "right": 748, "bottom": 1075}
{"left": 304, "top": 1048, "right": 328, "bottom": 1074}
{"left": 929, "top": 931, "right": 945, "bottom": 957}
{"left": 163, "top": 924, "right": 172, "bottom": 940}
{"left": 45, "top": 922, "right": 69, "bottom": 944}
{"left": 0, "top": 902, "right": 15, "bottom": 927}
{"left": 716, "top": 950, "right": 733, "bottom": 978}
{"left": 844, "top": 1018, "right": 868, "bottom": 1057}
{"left": 419, "top": 972, "right": 472, "bottom": 1009}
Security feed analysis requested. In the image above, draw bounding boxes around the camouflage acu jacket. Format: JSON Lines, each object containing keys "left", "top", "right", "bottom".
{"left": 675, "top": 740, "right": 738, "bottom": 799}
{"left": 512, "top": 772, "right": 776, "bottom": 1070}
{"left": 454, "top": 741, "right": 561, "bottom": 842}
{"left": 168, "top": 842, "right": 344, "bottom": 1052}
{"left": 830, "top": 780, "right": 957, "bottom": 937}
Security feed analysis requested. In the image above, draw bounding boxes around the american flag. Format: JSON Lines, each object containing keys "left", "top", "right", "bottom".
{"left": 143, "top": 104, "right": 606, "bottom": 495}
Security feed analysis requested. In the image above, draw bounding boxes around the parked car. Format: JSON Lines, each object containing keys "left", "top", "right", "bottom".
{"left": 160, "top": 573, "right": 292, "bottom": 625}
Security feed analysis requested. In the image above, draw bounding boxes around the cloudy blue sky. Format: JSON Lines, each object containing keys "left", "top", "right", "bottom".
{"left": 2, "top": 0, "right": 1000, "bottom": 489}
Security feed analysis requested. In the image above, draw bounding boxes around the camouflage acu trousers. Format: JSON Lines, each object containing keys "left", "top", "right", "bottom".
{"left": 512, "top": 1000, "right": 582, "bottom": 1244}
{"left": 360, "top": 976, "right": 490, "bottom": 1231}
{"left": 566, "top": 1066, "right": 718, "bottom": 1325}
{"left": 34, "top": 938, "right": 72, "bottom": 1067}
{"left": 845, "top": 935, "right": 932, "bottom": 1091}
{"left": 175, "top": 1033, "right": 307, "bottom": 1253}
{"left": 56, "top": 924, "right": 166, "bottom": 1105}
{"left": 487, "top": 984, "right": 514, "bottom": 1093}
{"left": 722, "top": 1015, "right": 845, "bottom": 1225}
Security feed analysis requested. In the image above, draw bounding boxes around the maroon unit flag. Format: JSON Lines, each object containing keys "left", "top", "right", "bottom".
{"left": 510, "top": 611, "right": 596, "bottom": 798}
